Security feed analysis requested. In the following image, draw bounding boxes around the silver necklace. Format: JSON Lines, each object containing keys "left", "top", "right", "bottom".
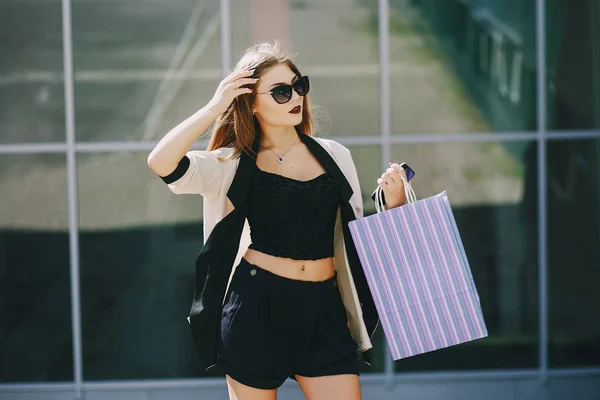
{"left": 260, "top": 134, "right": 298, "bottom": 164}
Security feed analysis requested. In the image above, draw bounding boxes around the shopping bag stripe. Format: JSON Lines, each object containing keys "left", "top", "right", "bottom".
{"left": 393, "top": 207, "right": 450, "bottom": 350}
{"left": 369, "top": 214, "right": 425, "bottom": 355}
{"left": 410, "top": 201, "right": 461, "bottom": 345}
{"left": 391, "top": 209, "right": 439, "bottom": 351}
{"left": 348, "top": 191, "right": 488, "bottom": 360}
{"left": 366, "top": 213, "right": 424, "bottom": 358}
{"left": 421, "top": 200, "right": 466, "bottom": 344}
{"left": 442, "top": 194, "right": 477, "bottom": 286}
{"left": 427, "top": 196, "right": 481, "bottom": 342}
{"left": 457, "top": 289, "right": 487, "bottom": 340}
{"left": 431, "top": 197, "right": 484, "bottom": 338}
{"left": 357, "top": 218, "right": 409, "bottom": 357}
{"left": 414, "top": 201, "right": 465, "bottom": 347}
{"left": 395, "top": 207, "right": 446, "bottom": 352}
{"left": 357, "top": 220, "right": 414, "bottom": 356}
{"left": 431, "top": 195, "right": 487, "bottom": 340}
{"left": 424, "top": 198, "right": 472, "bottom": 337}
{"left": 433, "top": 197, "right": 470, "bottom": 289}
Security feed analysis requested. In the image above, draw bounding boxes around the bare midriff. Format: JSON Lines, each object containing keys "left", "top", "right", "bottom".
{"left": 243, "top": 248, "right": 336, "bottom": 282}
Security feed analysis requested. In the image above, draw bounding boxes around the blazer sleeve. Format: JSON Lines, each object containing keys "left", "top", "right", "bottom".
{"left": 157, "top": 150, "right": 223, "bottom": 198}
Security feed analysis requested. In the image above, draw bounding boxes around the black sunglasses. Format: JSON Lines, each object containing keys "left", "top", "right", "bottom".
{"left": 256, "top": 75, "right": 310, "bottom": 104}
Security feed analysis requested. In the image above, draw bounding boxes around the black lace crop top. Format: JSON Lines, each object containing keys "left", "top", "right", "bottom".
{"left": 246, "top": 164, "right": 341, "bottom": 260}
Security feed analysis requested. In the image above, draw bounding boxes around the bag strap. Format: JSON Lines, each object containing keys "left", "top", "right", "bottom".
{"left": 374, "top": 175, "right": 417, "bottom": 214}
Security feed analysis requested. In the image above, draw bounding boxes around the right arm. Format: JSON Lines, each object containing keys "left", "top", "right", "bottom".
{"left": 147, "top": 69, "right": 256, "bottom": 195}
{"left": 146, "top": 106, "right": 222, "bottom": 178}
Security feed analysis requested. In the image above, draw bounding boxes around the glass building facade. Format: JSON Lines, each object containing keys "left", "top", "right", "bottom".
{"left": 1, "top": 0, "right": 599, "bottom": 398}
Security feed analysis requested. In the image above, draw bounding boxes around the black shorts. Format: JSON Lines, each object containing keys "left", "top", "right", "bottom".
{"left": 217, "top": 258, "right": 359, "bottom": 389}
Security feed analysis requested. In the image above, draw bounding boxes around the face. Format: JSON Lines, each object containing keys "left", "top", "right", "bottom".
{"left": 252, "top": 63, "right": 308, "bottom": 127}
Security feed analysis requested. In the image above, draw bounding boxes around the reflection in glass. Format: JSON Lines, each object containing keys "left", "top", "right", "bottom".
{"left": 0, "top": 3, "right": 65, "bottom": 143}
{"left": 391, "top": 142, "right": 538, "bottom": 370}
{"left": 548, "top": 140, "right": 600, "bottom": 367}
{"left": 0, "top": 155, "right": 72, "bottom": 382}
{"left": 78, "top": 152, "right": 207, "bottom": 379}
{"left": 546, "top": 0, "right": 600, "bottom": 130}
{"left": 390, "top": 0, "right": 537, "bottom": 133}
{"left": 232, "top": 0, "right": 380, "bottom": 136}
{"left": 72, "top": 0, "right": 221, "bottom": 141}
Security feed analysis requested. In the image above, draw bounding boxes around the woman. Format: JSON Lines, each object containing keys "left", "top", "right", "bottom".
{"left": 148, "top": 42, "right": 407, "bottom": 400}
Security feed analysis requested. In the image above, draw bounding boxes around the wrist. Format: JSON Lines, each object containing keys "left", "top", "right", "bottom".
{"left": 384, "top": 199, "right": 405, "bottom": 210}
{"left": 203, "top": 102, "right": 224, "bottom": 118}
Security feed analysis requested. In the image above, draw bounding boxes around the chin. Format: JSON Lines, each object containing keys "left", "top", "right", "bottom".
{"left": 271, "top": 114, "right": 303, "bottom": 127}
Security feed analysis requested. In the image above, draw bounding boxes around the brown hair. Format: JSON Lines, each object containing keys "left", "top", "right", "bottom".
{"left": 207, "top": 41, "right": 315, "bottom": 160}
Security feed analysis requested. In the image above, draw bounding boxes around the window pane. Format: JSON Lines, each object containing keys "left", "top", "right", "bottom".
{"left": 388, "top": 141, "right": 538, "bottom": 371}
{"left": 0, "top": 154, "right": 72, "bottom": 382}
{"left": 546, "top": 0, "right": 600, "bottom": 130}
{"left": 78, "top": 152, "right": 208, "bottom": 379}
{"left": 391, "top": 1, "right": 537, "bottom": 133}
{"left": 0, "top": 3, "right": 65, "bottom": 143}
{"left": 72, "top": 0, "right": 221, "bottom": 141}
{"left": 232, "top": 0, "right": 380, "bottom": 136}
{"left": 548, "top": 139, "right": 600, "bottom": 367}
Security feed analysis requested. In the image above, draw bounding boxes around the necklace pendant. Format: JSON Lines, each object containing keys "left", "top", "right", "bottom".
{"left": 277, "top": 157, "right": 283, "bottom": 164}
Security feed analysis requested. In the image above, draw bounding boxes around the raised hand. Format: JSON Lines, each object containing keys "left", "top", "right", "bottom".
{"left": 207, "top": 69, "right": 258, "bottom": 115}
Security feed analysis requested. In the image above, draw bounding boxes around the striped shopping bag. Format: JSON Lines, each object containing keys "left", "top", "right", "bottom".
{"left": 348, "top": 180, "right": 488, "bottom": 360}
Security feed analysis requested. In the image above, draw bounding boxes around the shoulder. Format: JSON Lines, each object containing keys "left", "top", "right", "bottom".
{"left": 210, "top": 146, "right": 236, "bottom": 159}
{"left": 188, "top": 146, "right": 237, "bottom": 164}
{"left": 313, "top": 136, "right": 351, "bottom": 155}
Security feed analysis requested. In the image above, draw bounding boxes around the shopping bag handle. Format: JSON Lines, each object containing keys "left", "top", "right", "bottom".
{"left": 374, "top": 175, "right": 417, "bottom": 213}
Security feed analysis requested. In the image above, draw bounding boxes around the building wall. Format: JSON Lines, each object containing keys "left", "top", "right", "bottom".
{"left": 1, "top": 0, "right": 598, "bottom": 398}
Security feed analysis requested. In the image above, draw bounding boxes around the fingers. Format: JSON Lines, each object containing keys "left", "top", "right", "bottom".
{"left": 379, "top": 169, "right": 400, "bottom": 184}
{"left": 389, "top": 163, "right": 408, "bottom": 176}
{"left": 377, "top": 175, "right": 392, "bottom": 186}
{"left": 377, "top": 163, "right": 410, "bottom": 208}
{"left": 389, "top": 166, "right": 407, "bottom": 180}
{"left": 228, "top": 77, "right": 259, "bottom": 90}
{"left": 223, "top": 69, "right": 255, "bottom": 85}
{"left": 384, "top": 166, "right": 407, "bottom": 180}
{"left": 233, "top": 87, "right": 254, "bottom": 96}
{"left": 377, "top": 167, "right": 406, "bottom": 188}
{"left": 227, "top": 77, "right": 258, "bottom": 100}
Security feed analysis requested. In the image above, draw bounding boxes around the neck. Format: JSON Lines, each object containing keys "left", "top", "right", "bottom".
{"left": 258, "top": 125, "right": 298, "bottom": 150}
